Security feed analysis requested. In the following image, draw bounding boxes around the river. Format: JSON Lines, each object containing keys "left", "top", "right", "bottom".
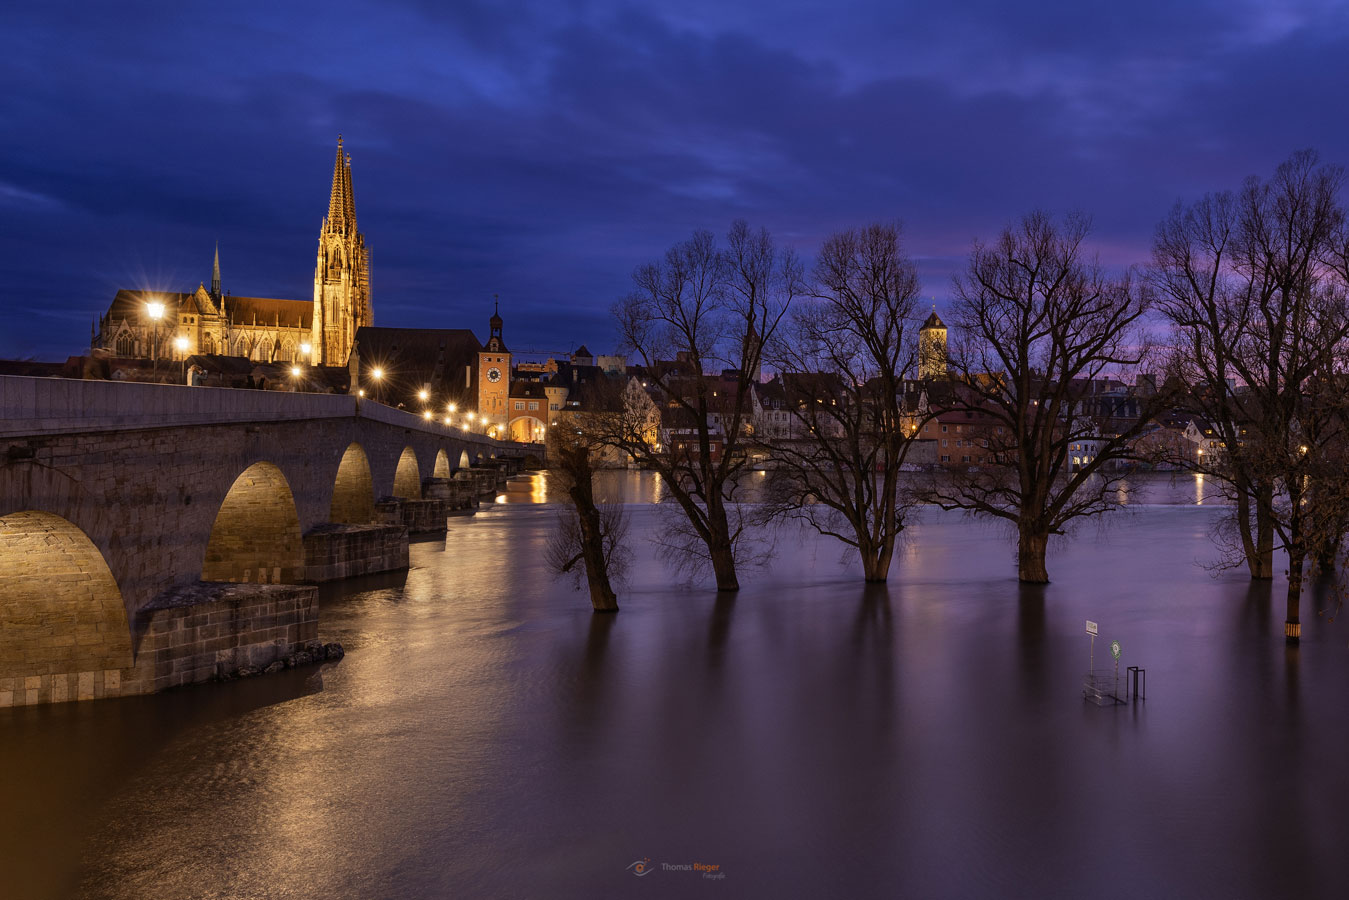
{"left": 2, "top": 472, "right": 1345, "bottom": 899}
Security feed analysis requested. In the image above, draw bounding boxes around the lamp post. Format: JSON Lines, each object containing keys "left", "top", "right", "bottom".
{"left": 146, "top": 300, "right": 165, "bottom": 380}
{"left": 300, "top": 342, "right": 312, "bottom": 365}
{"left": 290, "top": 365, "right": 302, "bottom": 392}
{"left": 174, "top": 335, "right": 189, "bottom": 384}
{"left": 370, "top": 367, "right": 383, "bottom": 404}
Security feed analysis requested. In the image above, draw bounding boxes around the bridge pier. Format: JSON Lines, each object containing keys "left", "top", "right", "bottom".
{"left": 133, "top": 582, "right": 319, "bottom": 691}
{"left": 303, "top": 524, "right": 409, "bottom": 582}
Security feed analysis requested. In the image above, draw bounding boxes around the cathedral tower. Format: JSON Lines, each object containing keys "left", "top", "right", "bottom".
{"left": 311, "top": 135, "right": 372, "bottom": 365}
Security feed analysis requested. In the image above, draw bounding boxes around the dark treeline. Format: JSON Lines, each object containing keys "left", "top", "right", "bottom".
{"left": 546, "top": 151, "right": 1349, "bottom": 644}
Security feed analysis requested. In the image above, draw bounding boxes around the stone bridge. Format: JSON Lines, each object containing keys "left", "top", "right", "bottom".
{"left": 0, "top": 376, "right": 535, "bottom": 707}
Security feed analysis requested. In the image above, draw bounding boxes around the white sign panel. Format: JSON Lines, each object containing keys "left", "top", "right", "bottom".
{"left": 1085, "top": 620, "right": 1098, "bottom": 636}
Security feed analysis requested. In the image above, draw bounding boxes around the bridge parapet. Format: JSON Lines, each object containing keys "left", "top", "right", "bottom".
{"left": 0, "top": 375, "right": 513, "bottom": 452}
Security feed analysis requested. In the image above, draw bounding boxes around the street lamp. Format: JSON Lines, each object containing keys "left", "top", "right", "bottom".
{"left": 174, "top": 335, "right": 189, "bottom": 383}
{"left": 418, "top": 389, "right": 429, "bottom": 402}
{"left": 423, "top": 410, "right": 433, "bottom": 420}
{"left": 146, "top": 300, "right": 165, "bottom": 379}
{"left": 447, "top": 403, "right": 456, "bottom": 413}
{"left": 300, "top": 341, "right": 312, "bottom": 364}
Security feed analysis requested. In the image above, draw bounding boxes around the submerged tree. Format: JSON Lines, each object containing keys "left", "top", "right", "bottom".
{"left": 545, "top": 423, "right": 629, "bottom": 612}
{"left": 1154, "top": 150, "right": 1349, "bottom": 641}
{"left": 759, "top": 223, "right": 927, "bottom": 582}
{"left": 609, "top": 221, "right": 798, "bottom": 591}
{"left": 929, "top": 211, "right": 1165, "bottom": 583}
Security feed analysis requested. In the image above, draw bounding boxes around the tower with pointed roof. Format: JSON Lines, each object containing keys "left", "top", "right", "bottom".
{"left": 919, "top": 309, "right": 948, "bottom": 381}
{"left": 477, "top": 296, "right": 511, "bottom": 434}
{"left": 311, "top": 135, "right": 372, "bottom": 365}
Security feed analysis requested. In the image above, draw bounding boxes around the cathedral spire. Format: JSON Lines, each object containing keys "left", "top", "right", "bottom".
{"left": 211, "top": 242, "right": 221, "bottom": 297}
{"left": 327, "top": 135, "right": 349, "bottom": 229}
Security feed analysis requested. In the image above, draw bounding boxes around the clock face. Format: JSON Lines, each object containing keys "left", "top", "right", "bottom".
{"left": 487, "top": 367, "right": 501, "bottom": 383}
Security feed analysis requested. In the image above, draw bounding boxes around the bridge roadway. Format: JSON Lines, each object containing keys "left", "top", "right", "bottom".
{"left": 0, "top": 375, "right": 533, "bottom": 707}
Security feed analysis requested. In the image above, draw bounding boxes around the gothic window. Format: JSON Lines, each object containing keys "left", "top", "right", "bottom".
{"left": 253, "top": 338, "right": 273, "bottom": 362}
{"left": 115, "top": 332, "right": 135, "bottom": 356}
{"left": 202, "top": 337, "right": 216, "bottom": 355}
{"left": 234, "top": 336, "right": 249, "bottom": 358}
{"left": 278, "top": 340, "right": 295, "bottom": 362}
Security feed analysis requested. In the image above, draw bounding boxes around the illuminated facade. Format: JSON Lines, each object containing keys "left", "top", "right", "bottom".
{"left": 91, "top": 137, "right": 371, "bottom": 367}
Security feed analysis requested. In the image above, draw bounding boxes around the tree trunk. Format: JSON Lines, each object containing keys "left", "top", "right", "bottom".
{"left": 709, "top": 542, "right": 739, "bottom": 592}
{"left": 575, "top": 499, "right": 618, "bottom": 612}
{"left": 565, "top": 450, "right": 618, "bottom": 612}
{"left": 1285, "top": 552, "right": 1304, "bottom": 643}
{"left": 1017, "top": 527, "right": 1050, "bottom": 584}
{"left": 861, "top": 533, "right": 895, "bottom": 583}
{"left": 705, "top": 497, "right": 740, "bottom": 592}
{"left": 1254, "top": 489, "right": 1275, "bottom": 579}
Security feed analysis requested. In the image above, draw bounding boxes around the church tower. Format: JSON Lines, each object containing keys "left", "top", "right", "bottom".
{"left": 919, "top": 309, "right": 948, "bottom": 381}
{"left": 477, "top": 297, "right": 511, "bottom": 434}
{"left": 311, "top": 135, "right": 372, "bottom": 366}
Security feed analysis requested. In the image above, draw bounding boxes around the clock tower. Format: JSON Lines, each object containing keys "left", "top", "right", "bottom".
{"left": 477, "top": 298, "right": 510, "bottom": 435}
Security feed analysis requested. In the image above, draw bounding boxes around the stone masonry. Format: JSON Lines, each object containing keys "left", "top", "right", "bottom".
{"left": 0, "top": 374, "right": 525, "bottom": 706}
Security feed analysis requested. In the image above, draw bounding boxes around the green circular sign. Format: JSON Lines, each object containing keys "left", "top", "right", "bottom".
{"left": 1110, "top": 640, "right": 1121, "bottom": 660}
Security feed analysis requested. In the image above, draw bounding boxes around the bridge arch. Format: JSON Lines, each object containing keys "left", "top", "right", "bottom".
{"left": 458, "top": 450, "right": 471, "bottom": 470}
{"left": 202, "top": 462, "right": 304, "bottom": 584}
{"left": 433, "top": 449, "right": 450, "bottom": 479}
{"left": 330, "top": 443, "right": 376, "bottom": 524}
{"left": 0, "top": 510, "right": 133, "bottom": 698}
{"left": 509, "top": 416, "right": 545, "bottom": 443}
{"left": 393, "top": 447, "right": 422, "bottom": 500}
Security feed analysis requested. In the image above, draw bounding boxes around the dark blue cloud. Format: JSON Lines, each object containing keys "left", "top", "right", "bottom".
{"left": 2, "top": 0, "right": 1348, "bottom": 359}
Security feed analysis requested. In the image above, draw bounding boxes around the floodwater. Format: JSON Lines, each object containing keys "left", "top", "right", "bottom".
{"left": 3, "top": 472, "right": 1347, "bottom": 899}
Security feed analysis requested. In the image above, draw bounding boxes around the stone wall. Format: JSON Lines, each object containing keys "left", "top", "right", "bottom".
{"left": 422, "top": 477, "right": 478, "bottom": 510}
{"left": 375, "top": 498, "right": 451, "bottom": 535}
{"left": 133, "top": 582, "right": 319, "bottom": 692}
{"left": 0, "top": 582, "right": 318, "bottom": 707}
{"left": 303, "top": 524, "right": 409, "bottom": 581}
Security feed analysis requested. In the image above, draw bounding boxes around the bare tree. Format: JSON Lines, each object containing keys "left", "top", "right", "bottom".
{"left": 929, "top": 211, "right": 1165, "bottom": 583}
{"left": 759, "top": 223, "right": 927, "bottom": 582}
{"left": 1151, "top": 189, "right": 1276, "bottom": 578}
{"left": 1154, "top": 151, "right": 1349, "bottom": 641}
{"left": 610, "top": 221, "right": 799, "bottom": 591}
{"left": 545, "top": 423, "right": 629, "bottom": 612}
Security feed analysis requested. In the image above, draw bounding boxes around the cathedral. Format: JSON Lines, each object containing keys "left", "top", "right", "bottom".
{"left": 92, "top": 136, "right": 371, "bottom": 367}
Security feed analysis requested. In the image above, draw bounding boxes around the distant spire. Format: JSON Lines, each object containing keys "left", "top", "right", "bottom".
{"left": 211, "top": 242, "right": 221, "bottom": 297}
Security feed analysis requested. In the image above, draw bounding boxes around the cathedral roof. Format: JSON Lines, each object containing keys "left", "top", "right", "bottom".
{"left": 225, "top": 296, "right": 311, "bottom": 329}
{"left": 105, "top": 290, "right": 195, "bottom": 322}
{"left": 104, "top": 289, "right": 309, "bottom": 328}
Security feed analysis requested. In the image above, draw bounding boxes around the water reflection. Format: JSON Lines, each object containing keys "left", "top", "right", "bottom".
{"left": 4, "top": 474, "right": 1348, "bottom": 899}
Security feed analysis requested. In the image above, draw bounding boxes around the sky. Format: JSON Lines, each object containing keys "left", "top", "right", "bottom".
{"left": 2, "top": 0, "right": 1348, "bottom": 361}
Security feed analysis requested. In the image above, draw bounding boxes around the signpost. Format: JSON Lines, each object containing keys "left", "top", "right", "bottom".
{"left": 1111, "top": 639, "right": 1121, "bottom": 698}
{"left": 1086, "top": 620, "right": 1098, "bottom": 672}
